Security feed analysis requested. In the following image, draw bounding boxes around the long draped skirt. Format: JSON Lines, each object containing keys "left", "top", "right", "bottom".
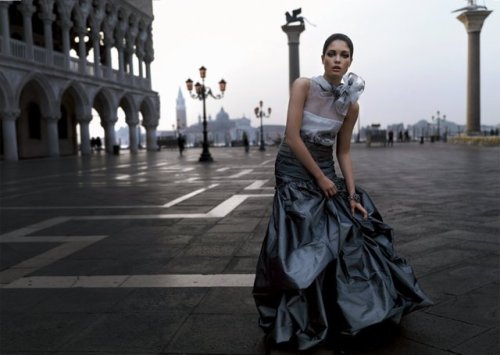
{"left": 252, "top": 142, "right": 432, "bottom": 350}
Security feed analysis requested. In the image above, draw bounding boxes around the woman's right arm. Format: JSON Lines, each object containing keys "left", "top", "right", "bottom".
{"left": 284, "top": 78, "right": 338, "bottom": 198}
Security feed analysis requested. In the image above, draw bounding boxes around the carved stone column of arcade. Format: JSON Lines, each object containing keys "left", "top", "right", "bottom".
{"left": 115, "top": 10, "right": 129, "bottom": 81}
{"left": 127, "top": 112, "right": 140, "bottom": 154}
{"left": 102, "top": 11, "right": 117, "bottom": 79}
{"left": 39, "top": 0, "right": 55, "bottom": 66}
{"left": 44, "top": 116, "right": 60, "bottom": 157}
{"left": 0, "top": 110, "right": 20, "bottom": 161}
{"left": 58, "top": 14, "right": 72, "bottom": 70}
{"left": 0, "top": 2, "right": 11, "bottom": 55}
{"left": 144, "top": 27, "right": 154, "bottom": 89}
{"left": 102, "top": 117, "right": 117, "bottom": 154}
{"left": 281, "top": 23, "right": 305, "bottom": 90}
{"left": 77, "top": 115, "right": 92, "bottom": 155}
{"left": 136, "top": 26, "right": 147, "bottom": 79}
{"left": 19, "top": 0, "right": 36, "bottom": 60}
{"left": 89, "top": 5, "right": 105, "bottom": 78}
{"left": 144, "top": 122, "right": 158, "bottom": 151}
{"left": 457, "top": 9, "right": 492, "bottom": 135}
{"left": 125, "top": 17, "right": 139, "bottom": 77}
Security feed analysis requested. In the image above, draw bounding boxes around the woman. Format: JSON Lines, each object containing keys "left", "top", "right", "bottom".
{"left": 253, "top": 33, "right": 432, "bottom": 351}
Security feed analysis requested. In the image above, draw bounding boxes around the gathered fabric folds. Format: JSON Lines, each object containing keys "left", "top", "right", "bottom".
{"left": 252, "top": 142, "right": 433, "bottom": 350}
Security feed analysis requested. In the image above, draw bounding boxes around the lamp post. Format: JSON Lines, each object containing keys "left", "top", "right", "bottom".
{"left": 436, "top": 110, "right": 441, "bottom": 141}
{"left": 254, "top": 100, "right": 271, "bottom": 151}
{"left": 186, "top": 66, "right": 226, "bottom": 162}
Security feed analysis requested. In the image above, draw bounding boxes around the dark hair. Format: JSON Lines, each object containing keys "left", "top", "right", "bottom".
{"left": 322, "top": 33, "right": 354, "bottom": 58}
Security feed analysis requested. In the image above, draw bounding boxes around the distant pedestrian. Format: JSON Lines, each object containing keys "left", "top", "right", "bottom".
{"left": 388, "top": 130, "right": 394, "bottom": 147}
{"left": 177, "top": 133, "right": 185, "bottom": 156}
{"left": 95, "top": 137, "right": 102, "bottom": 151}
{"left": 242, "top": 131, "right": 250, "bottom": 153}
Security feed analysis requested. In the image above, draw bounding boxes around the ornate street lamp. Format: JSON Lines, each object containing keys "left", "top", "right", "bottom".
{"left": 254, "top": 100, "right": 271, "bottom": 151}
{"left": 186, "top": 66, "right": 226, "bottom": 162}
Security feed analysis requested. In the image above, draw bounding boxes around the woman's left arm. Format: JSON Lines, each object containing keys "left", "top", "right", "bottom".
{"left": 336, "top": 102, "right": 368, "bottom": 219}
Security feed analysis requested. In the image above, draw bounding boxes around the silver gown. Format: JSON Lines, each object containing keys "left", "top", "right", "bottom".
{"left": 252, "top": 73, "right": 433, "bottom": 350}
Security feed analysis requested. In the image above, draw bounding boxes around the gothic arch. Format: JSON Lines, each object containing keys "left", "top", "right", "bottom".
{"left": 93, "top": 87, "right": 116, "bottom": 122}
{"left": 16, "top": 73, "right": 57, "bottom": 118}
{"left": 139, "top": 96, "right": 157, "bottom": 126}
{"left": 118, "top": 93, "right": 138, "bottom": 124}
{"left": 61, "top": 81, "right": 90, "bottom": 117}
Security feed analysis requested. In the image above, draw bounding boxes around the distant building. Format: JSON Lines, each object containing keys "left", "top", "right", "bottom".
{"left": 0, "top": 0, "right": 160, "bottom": 161}
{"left": 175, "top": 87, "right": 187, "bottom": 131}
{"left": 159, "top": 106, "right": 285, "bottom": 148}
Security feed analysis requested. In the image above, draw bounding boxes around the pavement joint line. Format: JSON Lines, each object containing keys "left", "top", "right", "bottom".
{"left": 244, "top": 179, "right": 272, "bottom": 190}
{"left": 162, "top": 184, "right": 219, "bottom": 207}
{"left": 0, "top": 216, "right": 72, "bottom": 239}
{"left": 0, "top": 192, "right": 275, "bottom": 212}
{"left": 260, "top": 158, "right": 275, "bottom": 166}
{"left": 227, "top": 169, "right": 254, "bottom": 178}
{"left": 0, "top": 236, "right": 108, "bottom": 285}
{"left": 216, "top": 167, "right": 230, "bottom": 172}
{"left": 2, "top": 274, "right": 257, "bottom": 289}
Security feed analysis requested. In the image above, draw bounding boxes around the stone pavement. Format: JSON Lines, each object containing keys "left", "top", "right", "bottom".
{"left": 0, "top": 142, "right": 499, "bottom": 355}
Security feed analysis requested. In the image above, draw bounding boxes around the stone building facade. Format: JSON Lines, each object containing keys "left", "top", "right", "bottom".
{"left": 0, "top": 0, "right": 160, "bottom": 161}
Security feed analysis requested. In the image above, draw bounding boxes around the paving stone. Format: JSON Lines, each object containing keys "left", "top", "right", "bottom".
{"left": 0, "top": 289, "right": 52, "bottom": 313}
{"left": 113, "top": 287, "right": 207, "bottom": 312}
{"left": 164, "top": 314, "right": 264, "bottom": 354}
{"left": 193, "top": 287, "right": 256, "bottom": 315}
{"left": 164, "top": 256, "right": 231, "bottom": 274}
{"left": 224, "top": 256, "right": 259, "bottom": 273}
{"left": 31, "top": 288, "right": 133, "bottom": 313}
{"left": 400, "top": 311, "right": 486, "bottom": 349}
{"left": 0, "top": 312, "right": 101, "bottom": 352}
{"left": 0, "top": 242, "right": 61, "bottom": 270}
{"left": 60, "top": 312, "right": 187, "bottom": 353}
{"left": 418, "top": 264, "right": 500, "bottom": 297}
{"left": 181, "top": 244, "right": 239, "bottom": 257}
{"left": 427, "top": 283, "right": 500, "bottom": 328}
{"left": 452, "top": 327, "right": 500, "bottom": 355}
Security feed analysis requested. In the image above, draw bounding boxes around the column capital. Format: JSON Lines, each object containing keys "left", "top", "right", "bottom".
{"left": 76, "top": 115, "right": 92, "bottom": 123}
{"left": 43, "top": 115, "right": 60, "bottom": 123}
{"left": 457, "top": 10, "right": 493, "bottom": 33}
{"left": 0, "top": 110, "right": 20, "bottom": 121}
{"left": 281, "top": 23, "right": 305, "bottom": 43}
{"left": 19, "top": 2, "right": 36, "bottom": 17}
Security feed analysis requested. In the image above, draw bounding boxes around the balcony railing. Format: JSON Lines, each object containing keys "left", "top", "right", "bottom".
{"left": 1, "top": 36, "right": 151, "bottom": 90}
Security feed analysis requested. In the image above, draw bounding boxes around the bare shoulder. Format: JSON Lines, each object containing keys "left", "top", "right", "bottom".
{"left": 347, "top": 101, "right": 360, "bottom": 118}
{"left": 291, "top": 77, "right": 310, "bottom": 90}
{"left": 290, "top": 77, "right": 310, "bottom": 97}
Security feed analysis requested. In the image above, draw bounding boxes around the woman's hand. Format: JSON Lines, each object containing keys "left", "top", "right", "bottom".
{"left": 350, "top": 200, "right": 368, "bottom": 220}
{"left": 317, "top": 175, "right": 337, "bottom": 198}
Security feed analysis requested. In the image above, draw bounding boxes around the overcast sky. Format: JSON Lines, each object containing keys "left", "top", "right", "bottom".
{"left": 149, "top": 0, "right": 499, "bottom": 132}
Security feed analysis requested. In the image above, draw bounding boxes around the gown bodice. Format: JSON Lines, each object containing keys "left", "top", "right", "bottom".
{"left": 300, "top": 73, "right": 365, "bottom": 147}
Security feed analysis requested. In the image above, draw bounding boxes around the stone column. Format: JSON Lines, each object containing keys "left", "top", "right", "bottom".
{"left": 281, "top": 23, "right": 305, "bottom": 89}
{"left": 127, "top": 112, "right": 139, "bottom": 154}
{"left": 1, "top": 111, "right": 20, "bottom": 161}
{"left": 90, "top": 30, "right": 101, "bottom": 77}
{"left": 75, "top": 25, "right": 87, "bottom": 74}
{"left": 19, "top": 1, "right": 36, "bottom": 60}
{"left": 77, "top": 115, "right": 92, "bottom": 155}
{"left": 44, "top": 116, "right": 60, "bottom": 157}
{"left": 102, "top": 118, "right": 117, "bottom": 154}
{"left": 457, "top": 9, "right": 492, "bottom": 135}
{"left": 59, "top": 18, "right": 72, "bottom": 69}
{"left": 0, "top": 3, "right": 11, "bottom": 55}
{"left": 128, "top": 123, "right": 139, "bottom": 153}
{"left": 144, "top": 123, "right": 158, "bottom": 151}
{"left": 39, "top": 0, "right": 55, "bottom": 65}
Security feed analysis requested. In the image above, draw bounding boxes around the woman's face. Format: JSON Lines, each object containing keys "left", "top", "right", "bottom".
{"left": 322, "top": 40, "right": 352, "bottom": 83}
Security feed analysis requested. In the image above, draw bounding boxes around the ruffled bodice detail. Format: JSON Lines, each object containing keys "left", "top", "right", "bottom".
{"left": 300, "top": 73, "right": 365, "bottom": 146}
